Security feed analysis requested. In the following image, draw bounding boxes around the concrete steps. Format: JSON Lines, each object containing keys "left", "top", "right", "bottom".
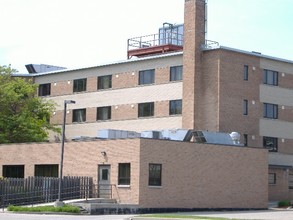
{"left": 70, "top": 199, "right": 139, "bottom": 215}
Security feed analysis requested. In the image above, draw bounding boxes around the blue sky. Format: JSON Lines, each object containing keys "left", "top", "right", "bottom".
{"left": 0, "top": 0, "right": 292, "bottom": 73}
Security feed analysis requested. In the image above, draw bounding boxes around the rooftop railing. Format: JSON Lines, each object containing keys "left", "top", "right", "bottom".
{"left": 127, "top": 32, "right": 184, "bottom": 58}
{"left": 127, "top": 32, "right": 184, "bottom": 51}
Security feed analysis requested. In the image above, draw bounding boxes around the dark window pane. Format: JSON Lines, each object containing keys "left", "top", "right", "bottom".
{"left": 263, "top": 136, "right": 278, "bottom": 152}
{"left": 263, "top": 70, "right": 278, "bottom": 86}
{"left": 243, "top": 100, "right": 248, "bottom": 115}
{"left": 269, "top": 173, "right": 276, "bottom": 185}
{"left": 289, "top": 174, "right": 293, "bottom": 189}
{"left": 35, "top": 164, "right": 58, "bottom": 177}
{"left": 102, "top": 169, "right": 108, "bottom": 181}
{"left": 139, "top": 69, "right": 155, "bottom": 85}
{"left": 3, "top": 165, "right": 24, "bottom": 178}
{"left": 98, "top": 75, "right": 112, "bottom": 90}
{"left": 38, "top": 83, "right": 51, "bottom": 96}
{"left": 170, "top": 65, "right": 183, "bottom": 81}
{"left": 263, "top": 103, "right": 278, "bottom": 119}
{"left": 149, "top": 164, "right": 162, "bottom": 186}
{"left": 73, "top": 78, "right": 87, "bottom": 92}
{"left": 73, "top": 109, "right": 86, "bottom": 122}
{"left": 97, "top": 106, "right": 111, "bottom": 120}
{"left": 244, "top": 65, "right": 248, "bottom": 81}
{"left": 243, "top": 134, "right": 248, "bottom": 147}
{"left": 118, "top": 163, "right": 130, "bottom": 185}
{"left": 169, "top": 100, "right": 182, "bottom": 115}
{"left": 138, "top": 102, "right": 154, "bottom": 117}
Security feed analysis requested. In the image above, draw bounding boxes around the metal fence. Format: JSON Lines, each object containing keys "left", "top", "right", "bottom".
{"left": 127, "top": 32, "right": 184, "bottom": 51}
{"left": 0, "top": 176, "right": 94, "bottom": 208}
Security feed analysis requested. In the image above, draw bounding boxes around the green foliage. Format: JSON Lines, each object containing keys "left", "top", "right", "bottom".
{"left": 0, "top": 64, "right": 18, "bottom": 75}
{"left": 7, "top": 205, "right": 80, "bottom": 213}
{"left": 278, "top": 200, "right": 291, "bottom": 207}
{"left": 0, "top": 65, "right": 60, "bottom": 143}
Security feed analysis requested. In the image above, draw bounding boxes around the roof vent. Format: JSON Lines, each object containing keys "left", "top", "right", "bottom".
{"left": 230, "top": 132, "right": 241, "bottom": 144}
{"left": 252, "top": 51, "right": 261, "bottom": 55}
{"left": 97, "top": 129, "right": 140, "bottom": 139}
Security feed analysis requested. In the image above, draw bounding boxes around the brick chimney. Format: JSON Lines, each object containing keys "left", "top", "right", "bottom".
{"left": 182, "top": 0, "right": 206, "bottom": 129}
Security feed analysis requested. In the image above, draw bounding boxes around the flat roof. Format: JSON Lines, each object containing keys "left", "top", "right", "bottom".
{"left": 208, "top": 46, "right": 293, "bottom": 65}
{"left": 12, "top": 45, "right": 293, "bottom": 78}
{"left": 12, "top": 51, "right": 183, "bottom": 77}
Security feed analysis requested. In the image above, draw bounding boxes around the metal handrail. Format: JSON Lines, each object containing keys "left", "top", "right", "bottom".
{"left": 97, "top": 184, "right": 115, "bottom": 199}
{"left": 202, "top": 39, "right": 220, "bottom": 49}
{"left": 128, "top": 33, "right": 184, "bottom": 51}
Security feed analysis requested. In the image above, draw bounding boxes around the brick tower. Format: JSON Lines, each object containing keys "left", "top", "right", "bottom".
{"left": 182, "top": 0, "right": 206, "bottom": 129}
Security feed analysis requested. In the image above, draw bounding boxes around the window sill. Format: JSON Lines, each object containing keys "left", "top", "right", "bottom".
{"left": 170, "top": 80, "right": 182, "bottom": 82}
{"left": 138, "top": 116, "right": 155, "bottom": 119}
{"left": 73, "top": 91, "right": 87, "bottom": 94}
{"left": 97, "top": 119, "right": 111, "bottom": 122}
{"left": 148, "top": 185, "right": 162, "bottom": 189}
{"left": 117, "top": 185, "right": 130, "bottom": 188}
{"left": 169, "top": 114, "right": 182, "bottom": 116}
{"left": 138, "top": 83, "right": 155, "bottom": 86}
{"left": 97, "top": 88, "right": 112, "bottom": 91}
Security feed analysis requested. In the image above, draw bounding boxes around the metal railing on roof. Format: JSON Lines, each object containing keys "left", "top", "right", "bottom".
{"left": 127, "top": 32, "right": 184, "bottom": 51}
{"left": 201, "top": 40, "right": 220, "bottom": 50}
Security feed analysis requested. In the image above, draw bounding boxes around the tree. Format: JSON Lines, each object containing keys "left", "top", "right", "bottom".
{"left": 0, "top": 65, "right": 60, "bottom": 143}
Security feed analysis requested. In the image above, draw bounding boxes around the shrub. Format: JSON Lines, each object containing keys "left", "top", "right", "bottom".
{"left": 7, "top": 205, "right": 80, "bottom": 213}
{"left": 278, "top": 200, "right": 291, "bottom": 207}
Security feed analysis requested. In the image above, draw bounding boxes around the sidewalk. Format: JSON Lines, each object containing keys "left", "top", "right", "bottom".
{"left": 128, "top": 209, "right": 293, "bottom": 220}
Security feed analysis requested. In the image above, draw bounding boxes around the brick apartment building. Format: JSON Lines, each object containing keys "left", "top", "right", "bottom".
{"left": 2, "top": 0, "right": 293, "bottom": 203}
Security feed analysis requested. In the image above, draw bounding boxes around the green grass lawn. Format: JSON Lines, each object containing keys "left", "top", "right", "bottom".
{"left": 7, "top": 204, "right": 80, "bottom": 213}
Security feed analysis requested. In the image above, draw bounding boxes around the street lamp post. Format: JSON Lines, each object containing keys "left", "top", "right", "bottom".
{"left": 55, "top": 100, "right": 75, "bottom": 207}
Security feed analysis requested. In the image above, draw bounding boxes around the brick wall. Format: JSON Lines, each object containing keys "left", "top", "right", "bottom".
{"left": 182, "top": 0, "right": 206, "bottom": 129}
{"left": 0, "top": 138, "right": 269, "bottom": 208}
{"left": 86, "top": 107, "right": 97, "bottom": 123}
{"left": 0, "top": 139, "right": 141, "bottom": 204}
{"left": 111, "top": 104, "right": 137, "bottom": 121}
{"left": 279, "top": 139, "right": 293, "bottom": 154}
{"left": 155, "top": 101, "right": 169, "bottom": 117}
{"left": 139, "top": 138, "right": 268, "bottom": 209}
{"left": 51, "top": 100, "right": 178, "bottom": 125}
{"left": 112, "top": 71, "right": 138, "bottom": 89}
{"left": 44, "top": 66, "right": 177, "bottom": 97}
{"left": 268, "top": 168, "right": 290, "bottom": 201}
{"left": 199, "top": 50, "right": 220, "bottom": 131}
{"left": 279, "top": 72, "right": 293, "bottom": 90}
{"left": 87, "top": 77, "right": 97, "bottom": 92}
{"left": 51, "top": 80, "right": 73, "bottom": 96}
{"left": 217, "top": 49, "right": 262, "bottom": 147}
{"left": 155, "top": 67, "right": 170, "bottom": 84}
